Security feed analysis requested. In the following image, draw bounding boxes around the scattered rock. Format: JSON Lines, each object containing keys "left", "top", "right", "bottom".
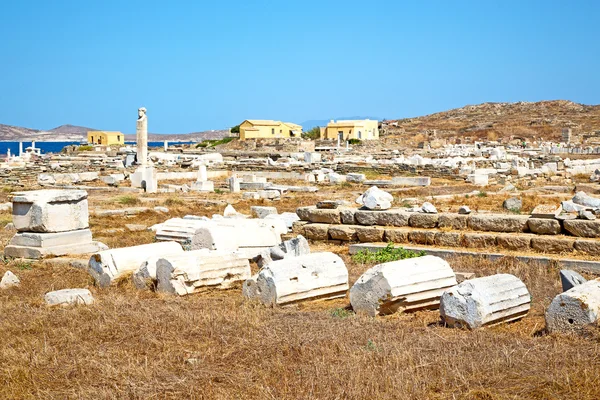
{"left": 560, "top": 270, "right": 587, "bottom": 292}
{"left": 503, "top": 197, "right": 522, "bottom": 212}
{"left": 546, "top": 279, "right": 600, "bottom": 333}
{"left": 44, "top": 288, "right": 94, "bottom": 306}
{"left": 154, "top": 206, "right": 169, "bottom": 213}
{"left": 421, "top": 202, "right": 438, "bottom": 214}
{"left": 4, "top": 222, "right": 15, "bottom": 231}
{"left": 572, "top": 192, "right": 600, "bottom": 209}
{"left": 579, "top": 210, "right": 596, "bottom": 220}
{"left": 458, "top": 206, "right": 471, "bottom": 215}
{"left": 355, "top": 186, "right": 393, "bottom": 210}
{"left": 0, "top": 271, "right": 20, "bottom": 289}
{"left": 251, "top": 206, "right": 278, "bottom": 218}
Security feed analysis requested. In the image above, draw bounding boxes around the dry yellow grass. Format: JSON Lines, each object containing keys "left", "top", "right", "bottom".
{"left": 0, "top": 187, "right": 599, "bottom": 399}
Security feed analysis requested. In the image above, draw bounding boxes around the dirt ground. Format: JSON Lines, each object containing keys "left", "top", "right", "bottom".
{"left": 0, "top": 182, "right": 599, "bottom": 399}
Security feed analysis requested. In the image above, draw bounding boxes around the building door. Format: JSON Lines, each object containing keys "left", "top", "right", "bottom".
{"left": 338, "top": 131, "right": 343, "bottom": 141}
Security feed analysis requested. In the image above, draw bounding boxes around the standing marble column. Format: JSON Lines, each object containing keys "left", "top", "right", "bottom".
{"left": 136, "top": 107, "right": 148, "bottom": 166}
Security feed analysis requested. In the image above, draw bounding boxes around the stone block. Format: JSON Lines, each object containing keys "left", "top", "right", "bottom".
{"left": 560, "top": 270, "right": 587, "bottom": 292}
{"left": 8, "top": 229, "right": 92, "bottom": 248}
{"left": 574, "top": 239, "right": 600, "bottom": 255}
{"left": 441, "top": 274, "right": 531, "bottom": 329}
{"left": 408, "top": 230, "right": 436, "bottom": 245}
{"left": 355, "top": 209, "right": 410, "bottom": 227}
{"left": 384, "top": 228, "right": 409, "bottom": 243}
{"left": 546, "top": 279, "right": 600, "bottom": 333}
{"left": 296, "top": 206, "right": 316, "bottom": 221}
{"left": 12, "top": 189, "right": 89, "bottom": 233}
{"left": 0, "top": 271, "right": 19, "bottom": 289}
{"left": 350, "top": 256, "right": 457, "bottom": 316}
{"left": 328, "top": 225, "right": 359, "bottom": 241}
{"left": 563, "top": 220, "right": 600, "bottom": 238}
{"left": 434, "top": 232, "right": 462, "bottom": 247}
{"left": 340, "top": 207, "right": 357, "bottom": 224}
{"left": 243, "top": 252, "right": 348, "bottom": 306}
{"left": 467, "top": 215, "right": 529, "bottom": 233}
{"left": 463, "top": 233, "right": 496, "bottom": 248}
{"left": 306, "top": 208, "right": 342, "bottom": 224}
{"left": 190, "top": 181, "right": 214, "bottom": 192}
{"left": 355, "top": 226, "right": 385, "bottom": 242}
{"left": 527, "top": 218, "right": 561, "bottom": 235}
{"left": 303, "top": 223, "right": 330, "bottom": 240}
{"left": 437, "top": 214, "right": 468, "bottom": 230}
{"left": 496, "top": 234, "right": 532, "bottom": 251}
{"left": 409, "top": 213, "right": 438, "bottom": 229}
{"left": 531, "top": 237, "right": 574, "bottom": 253}
{"left": 291, "top": 221, "right": 309, "bottom": 234}
{"left": 251, "top": 206, "right": 278, "bottom": 219}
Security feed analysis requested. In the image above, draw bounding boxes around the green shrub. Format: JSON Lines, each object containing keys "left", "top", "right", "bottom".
{"left": 230, "top": 124, "right": 240, "bottom": 134}
{"left": 330, "top": 308, "right": 353, "bottom": 319}
{"left": 116, "top": 195, "right": 140, "bottom": 206}
{"left": 477, "top": 191, "right": 488, "bottom": 198}
{"left": 348, "top": 138, "right": 361, "bottom": 145}
{"left": 196, "top": 137, "right": 235, "bottom": 148}
{"left": 352, "top": 243, "right": 425, "bottom": 264}
{"left": 77, "top": 145, "right": 93, "bottom": 151}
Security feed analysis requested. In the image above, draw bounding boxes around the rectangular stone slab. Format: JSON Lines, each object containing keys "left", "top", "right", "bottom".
{"left": 12, "top": 189, "right": 89, "bottom": 233}
{"left": 9, "top": 229, "right": 93, "bottom": 248}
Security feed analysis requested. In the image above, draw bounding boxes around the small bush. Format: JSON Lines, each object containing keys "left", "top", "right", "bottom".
{"left": 164, "top": 197, "right": 184, "bottom": 206}
{"left": 330, "top": 308, "right": 353, "bottom": 319}
{"left": 477, "top": 191, "right": 488, "bottom": 198}
{"left": 348, "top": 138, "right": 361, "bottom": 145}
{"left": 77, "top": 145, "right": 93, "bottom": 151}
{"left": 352, "top": 243, "right": 425, "bottom": 264}
{"left": 214, "top": 188, "right": 223, "bottom": 194}
{"left": 116, "top": 195, "right": 140, "bottom": 206}
{"left": 196, "top": 137, "right": 235, "bottom": 148}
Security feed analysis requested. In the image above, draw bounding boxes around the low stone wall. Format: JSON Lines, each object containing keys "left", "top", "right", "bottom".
{"left": 294, "top": 206, "right": 600, "bottom": 256}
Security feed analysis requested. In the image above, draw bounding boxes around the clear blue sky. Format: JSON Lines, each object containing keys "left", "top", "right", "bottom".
{"left": 0, "top": 1, "right": 598, "bottom": 134}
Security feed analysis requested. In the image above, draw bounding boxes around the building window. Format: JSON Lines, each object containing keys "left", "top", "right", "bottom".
{"left": 358, "top": 131, "right": 362, "bottom": 139}
{"left": 90, "top": 136, "right": 94, "bottom": 143}
{"left": 117, "top": 135, "right": 120, "bottom": 142}
{"left": 271, "top": 128, "right": 275, "bottom": 134}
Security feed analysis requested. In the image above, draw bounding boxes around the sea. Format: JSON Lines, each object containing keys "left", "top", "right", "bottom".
{"left": 0, "top": 141, "right": 197, "bottom": 156}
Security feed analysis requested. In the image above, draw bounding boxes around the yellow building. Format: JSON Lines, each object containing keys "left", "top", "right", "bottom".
{"left": 87, "top": 131, "right": 125, "bottom": 145}
{"left": 320, "top": 119, "right": 379, "bottom": 141}
{"left": 239, "top": 120, "right": 303, "bottom": 140}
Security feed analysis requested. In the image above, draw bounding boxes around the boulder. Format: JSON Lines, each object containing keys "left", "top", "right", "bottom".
{"left": 350, "top": 255, "right": 456, "bottom": 316}
{"left": 44, "top": 288, "right": 94, "bottom": 306}
{"left": 546, "top": 279, "right": 600, "bottom": 333}
{"left": 243, "top": 252, "right": 349, "bottom": 306}
{"left": 355, "top": 186, "right": 393, "bottom": 210}
{"left": 440, "top": 274, "right": 531, "bottom": 329}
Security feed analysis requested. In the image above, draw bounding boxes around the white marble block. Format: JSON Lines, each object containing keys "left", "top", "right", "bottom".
{"left": 350, "top": 255, "right": 457, "bottom": 316}
{"left": 12, "top": 189, "right": 89, "bottom": 232}
{"left": 243, "top": 252, "right": 348, "bottom": 306}
{"left": 156, "top": 251, "right": 251, "bottom": 295}
{"left": 546, "top": 278, "right": 600, "bottom": 333}
{"left": 88, "top": 241, "right": 184, "bottom": 287}
{"left": 44, "top": 288, "right": 94, "bottom": 306}
{"left": 440, "top": 274, "right": 531, "bottom": 329}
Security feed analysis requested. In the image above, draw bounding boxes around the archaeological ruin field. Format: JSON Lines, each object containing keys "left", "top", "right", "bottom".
{"left": 2, "top": 102, "right": 600, "bottom": 399}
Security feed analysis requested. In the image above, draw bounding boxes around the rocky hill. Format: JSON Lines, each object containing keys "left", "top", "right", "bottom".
{"left": 386, "top": 100, "right": 600, "bottom": 142}
{"left": 0, "top": 123, "right": 232, "bottom": 142}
